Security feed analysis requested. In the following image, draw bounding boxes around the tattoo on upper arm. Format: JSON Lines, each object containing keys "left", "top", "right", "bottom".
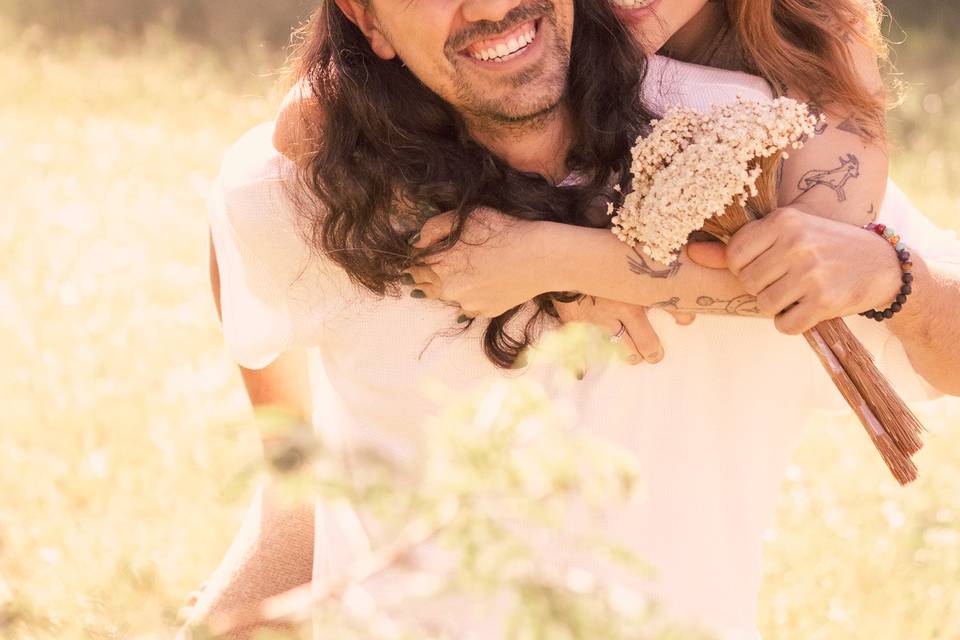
{"left": 836, "top": 117, "right": 875, "bottom": 141}
{"left": 627, "top": 247, "right": 682, "bottom": 279}
{"left": 650, "top": 294, "right": 761, "bottom": 317}
{"left": 797, "top": 154, "right": 861, "bottom": 202}
{"left": 808, "top": 103, "right": 829, "bottom": 136}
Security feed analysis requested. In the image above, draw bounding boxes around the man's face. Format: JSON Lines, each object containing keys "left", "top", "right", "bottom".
{"left": 351, "top": 0, "right": 576, "bottom": 127}
{"left": 609, "top": 0, "right": 711, "bottom": 51}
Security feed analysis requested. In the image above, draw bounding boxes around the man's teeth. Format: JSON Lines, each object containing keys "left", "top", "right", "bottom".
{"left": 470, "top": 28, "right": 537, "bottom": 62}
{"left": 611, "top": 0, "right": 655, "bottom": 8}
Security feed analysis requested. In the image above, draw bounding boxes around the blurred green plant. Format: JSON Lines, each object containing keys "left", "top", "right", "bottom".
{"left": 189, "top": 324, "right": 714, "bottom": 640}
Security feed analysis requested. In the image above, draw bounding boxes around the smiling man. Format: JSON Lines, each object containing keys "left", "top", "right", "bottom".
{"left": 187, "top": 1, "right": 960, "bottom": 638}
{"left": 281, "top": 0, "right": 658, "bottom": 371}
{"left": 330, "top": 0, "right": 576, "bottom": 179}
{"left": 188, "top": 2, "right": 658, "bottom": 636}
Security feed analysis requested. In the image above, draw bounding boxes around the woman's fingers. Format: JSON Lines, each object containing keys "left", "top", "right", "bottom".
{"left": 410, "top": 283, "right": 441, "bottom": 300}
{"left": 622, "top": 307, "right": 664, "bottom": 364}
{"left": 667, "top": 310, "right": 696, "bottom": 326}
{"left": 403, "top": 265, "right": 440, "bottom": 286}
{"left": 412, "top": 211, "right": 457, "bottom": 249}
{"left": 614, "top": 329, "right": 644, "bottom": 366}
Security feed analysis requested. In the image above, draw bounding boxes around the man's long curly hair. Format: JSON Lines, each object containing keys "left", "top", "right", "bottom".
{"left": 289, "top": 0, "right": 654, "bottom": 368}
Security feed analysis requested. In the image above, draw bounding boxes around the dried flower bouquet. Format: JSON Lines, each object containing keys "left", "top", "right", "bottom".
{"left": 612, "top": 97, "right": 924, "bottom": 484}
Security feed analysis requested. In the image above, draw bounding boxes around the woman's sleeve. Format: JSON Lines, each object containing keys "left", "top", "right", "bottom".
{"left": 208, "top": 123, "right": 331, "bottom": 370}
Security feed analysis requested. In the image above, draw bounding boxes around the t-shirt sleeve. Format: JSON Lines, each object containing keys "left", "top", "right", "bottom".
{"left": 208, "top": 122, "right": 332, "bottom": 370}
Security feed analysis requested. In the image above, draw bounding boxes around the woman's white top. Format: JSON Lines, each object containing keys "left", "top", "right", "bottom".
{"left": 208, "top": 56, "right": 959, "bottom": 639}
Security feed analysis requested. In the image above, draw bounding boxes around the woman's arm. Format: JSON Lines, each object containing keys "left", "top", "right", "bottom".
{"left": 776, "top": 33, "right": 888, "bottom": 225}
{"left": 411, "top": 211, "right": 763, "bottom": 318}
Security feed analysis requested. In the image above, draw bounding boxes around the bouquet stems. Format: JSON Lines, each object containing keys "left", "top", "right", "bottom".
{"left": 702, "top": 155, "right": 923, "bottom": 485}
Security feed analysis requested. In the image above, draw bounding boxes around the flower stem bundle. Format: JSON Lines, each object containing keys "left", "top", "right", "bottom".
{"left": 614, "top": 97, "right": 924, "bottom": 485}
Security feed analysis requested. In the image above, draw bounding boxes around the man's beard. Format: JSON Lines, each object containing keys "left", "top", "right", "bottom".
{"left": 446, "top": 0, "right": 571, "bottom": 130}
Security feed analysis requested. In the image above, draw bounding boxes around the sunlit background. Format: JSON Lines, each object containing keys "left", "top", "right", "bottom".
{"left": 1, "top": 1, "right": 958, "bottom": 638}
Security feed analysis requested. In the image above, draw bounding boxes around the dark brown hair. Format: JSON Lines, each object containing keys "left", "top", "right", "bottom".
{"left": 290, "top": 0, "right": 654, "bottom": 367}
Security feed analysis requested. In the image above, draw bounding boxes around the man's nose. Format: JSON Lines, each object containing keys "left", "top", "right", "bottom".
{"left": 461, "top": 0, "right": 524, "bottom": 24}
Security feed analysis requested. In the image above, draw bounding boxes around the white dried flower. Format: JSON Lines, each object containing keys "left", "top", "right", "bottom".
{"left": 614, "top": 97, "right": 819, "bottom": 264}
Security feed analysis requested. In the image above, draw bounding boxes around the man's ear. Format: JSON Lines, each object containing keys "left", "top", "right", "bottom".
{"left": 333, "top": 0, "right": 398, "bottom": 61}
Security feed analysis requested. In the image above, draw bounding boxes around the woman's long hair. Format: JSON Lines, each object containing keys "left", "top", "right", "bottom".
{"left": 290, "top": 0, "right": 653, "bottom": 368}
{"left": 726, "top": 0, "right": 888, "bottom": 140}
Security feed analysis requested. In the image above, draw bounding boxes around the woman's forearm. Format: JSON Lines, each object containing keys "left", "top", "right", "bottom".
{"left": 544, "top": 223, "right": 760, "bottom": 317}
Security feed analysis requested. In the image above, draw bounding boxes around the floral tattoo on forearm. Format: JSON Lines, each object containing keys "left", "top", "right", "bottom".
{"left": 651, "top": 294, "right": 761, "bottom": 317}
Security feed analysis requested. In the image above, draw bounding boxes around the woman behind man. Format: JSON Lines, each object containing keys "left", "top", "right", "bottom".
{"left": 181, "top": 1, "right": 960, "bottom": 638}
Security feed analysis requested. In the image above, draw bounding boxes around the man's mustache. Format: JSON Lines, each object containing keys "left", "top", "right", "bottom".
{"left": 446, "top": 0, "right": 555, "bottom": 53}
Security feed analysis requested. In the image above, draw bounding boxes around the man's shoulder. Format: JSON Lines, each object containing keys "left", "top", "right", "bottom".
{"left": 215, "top": 122, "right": 306, "bottom": 245}
{"left": 221, "top": 122, "right": 291, "bottom": 191}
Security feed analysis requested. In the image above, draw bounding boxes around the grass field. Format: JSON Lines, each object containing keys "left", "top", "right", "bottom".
{"left": 1, "top": 17, "right": 959, "bottom": 640}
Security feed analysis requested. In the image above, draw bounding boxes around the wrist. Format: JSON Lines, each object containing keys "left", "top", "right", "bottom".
{"left": 887, "top": 253, "right": 928, "bottom": 333}
{"left": 531, "top": 221, "right": 589, "bottom": 293}
{"left": 866, "top": 234, "right": 906, "bottom": 309}
{"left": 859, "top": 222, "right": 917, "bottom": 322}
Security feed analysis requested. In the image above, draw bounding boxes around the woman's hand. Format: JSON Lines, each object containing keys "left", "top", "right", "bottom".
{"left": 405, "top": 209, "right": 563, "bottom": 317}
{"left": 687, "top": 207, "right": 903, "bottom": 334}
{"left": 554, "top": 296, "right": 695, "bottom": 365}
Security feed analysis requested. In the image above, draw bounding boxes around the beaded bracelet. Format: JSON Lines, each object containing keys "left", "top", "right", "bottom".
{"left": 858, "top": 222, "right": 914, "bottom": 321}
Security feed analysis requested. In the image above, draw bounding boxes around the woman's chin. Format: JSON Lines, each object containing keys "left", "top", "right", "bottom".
{"left": 611, "top": 0, "right": 664, "bottom": 22}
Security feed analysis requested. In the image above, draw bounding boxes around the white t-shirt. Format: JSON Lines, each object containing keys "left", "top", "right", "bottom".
{"left": 208, "top": 56, "right": 959, "bottom": 639}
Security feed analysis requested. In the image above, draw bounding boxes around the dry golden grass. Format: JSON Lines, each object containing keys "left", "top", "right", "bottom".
{"left": 0, "top": 20, "right": 958, "bottom": 640}
{"left": 0, "top": 24, "right": 283, "bottom": 638}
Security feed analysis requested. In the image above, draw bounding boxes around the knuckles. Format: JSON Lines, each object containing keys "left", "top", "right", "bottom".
{"left": 739, "top": 270, "right": 763, "bottom": 296}
{"left": 767, "top": 206, "right": 804, "bottom": 231}
{"left": 755, "top": 293, "right": 781, "bottom": 317}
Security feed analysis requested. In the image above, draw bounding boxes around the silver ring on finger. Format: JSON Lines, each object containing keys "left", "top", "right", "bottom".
{"left": 610, "top": 322, "right": 626, "bottom": 344}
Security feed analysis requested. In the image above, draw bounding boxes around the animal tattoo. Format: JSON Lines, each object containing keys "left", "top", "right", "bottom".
{"left": 797, "top": 154, "right": 860, "bottom": 202}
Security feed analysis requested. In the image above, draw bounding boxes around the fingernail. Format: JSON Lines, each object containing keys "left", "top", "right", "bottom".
{"left": 401, "top": 273, "right": 416, "bottom": 286}
{"left": 411, "top": 289, "right": 426, "bottom": 299}
{"left": 457, "top": 314, "right": 470, "bottom": 324}
{"left": 408, "top": 231, "right": 421, "bottom": 246}
{"left": 645, "top": 350, "right": 664, "bottom": 364}
{"left": 627, "top": 354, "right": 642, "bottom": 365}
